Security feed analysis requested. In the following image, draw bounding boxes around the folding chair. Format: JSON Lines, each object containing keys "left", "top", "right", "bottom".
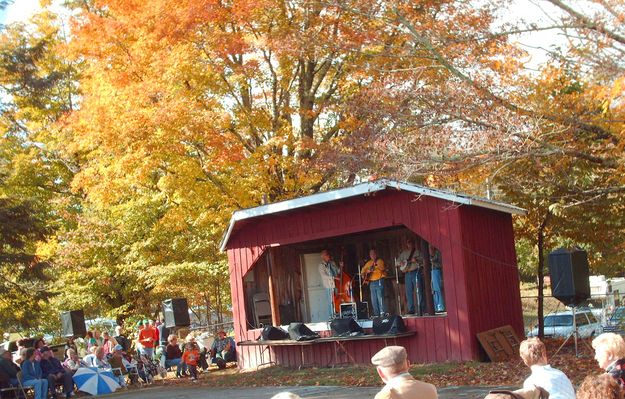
{"left": 253, "top": 292, "right": 272, "bottom": 328}
{"left": 125, "top": 365, "right": 142, "bottom": 387}
{"left": 0, "top": 384, "right": 21, "bottom": 399}
{"left": 0, "top": 371, "right": 32, "bottom": 399}
{"left": 109, "top": 367, "right": 127, "bottom": 388}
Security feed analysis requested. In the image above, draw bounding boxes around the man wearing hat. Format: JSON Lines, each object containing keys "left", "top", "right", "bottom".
{"left": 210, "top": 330, "right": 236, "bottom": 369}
{"left": 370, "top": 346, "right": 437, "bottom": 399}
{"left": 40, "top": 346, "right": 74, "bottom": 398}
{"left": 107, "top": 345, "right": 129, "bottom": 387}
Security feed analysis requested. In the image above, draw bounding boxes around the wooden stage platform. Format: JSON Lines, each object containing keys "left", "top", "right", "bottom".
{"left": 239, "top": 331, "right": 416, "bottom": 369}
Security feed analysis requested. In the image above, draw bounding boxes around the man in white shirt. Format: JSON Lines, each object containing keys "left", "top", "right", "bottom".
{"left": 519, "top": 337, "right": 575, "bottom": 399}
{"left": 371, "top": 346, "right": 437, "bottom": 399}
{"left": 318, "top": 249, "right": 340, "bottom": 318}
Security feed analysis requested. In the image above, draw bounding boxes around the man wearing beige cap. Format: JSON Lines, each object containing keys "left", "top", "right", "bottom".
{"left": 371, "top": 346, "right": 437, "bottom": 399}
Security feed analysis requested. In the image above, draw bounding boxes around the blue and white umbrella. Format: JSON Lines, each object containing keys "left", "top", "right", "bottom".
{"left": 73, "top": 367, "right": 120, "bottom": 396}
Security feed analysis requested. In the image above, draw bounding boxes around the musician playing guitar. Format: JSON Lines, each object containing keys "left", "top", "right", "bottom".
{"left": 361, "top": 248, "right": 387, "bottom": 317}
{"left": 397, "top": 239, "right": 424, "bottom": 315}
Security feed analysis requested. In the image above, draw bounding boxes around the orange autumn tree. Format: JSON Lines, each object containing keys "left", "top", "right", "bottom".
{"left": 53, "top": 0, "right": 528, "bottom": 319}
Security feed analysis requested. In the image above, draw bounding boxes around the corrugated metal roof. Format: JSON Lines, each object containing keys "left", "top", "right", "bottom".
{"left": 220, "top": 179, "right": 526, "bottom": 251}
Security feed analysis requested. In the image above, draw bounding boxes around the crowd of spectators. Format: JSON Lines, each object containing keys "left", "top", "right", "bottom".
{"left": 3, "top": 323, "right": 625, "bottom": 399}
{"left": 0, "top": 319, "right": 237, "bottom": 397}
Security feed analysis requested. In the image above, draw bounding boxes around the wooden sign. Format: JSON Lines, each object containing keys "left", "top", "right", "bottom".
{"left": 477, "top": 325, "right": 521, "bottom": 362}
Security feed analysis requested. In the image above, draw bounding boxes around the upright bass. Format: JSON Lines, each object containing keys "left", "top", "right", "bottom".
{"left": 333, "top": 247, "right": 353, "bottom": 313}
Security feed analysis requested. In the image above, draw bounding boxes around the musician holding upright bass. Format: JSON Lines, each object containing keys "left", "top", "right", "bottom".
{"left": 319, "top": 249, "right": 340, "bottom": 318}
{"left": 362, "top": 248, "right": 387, "bottom": 317}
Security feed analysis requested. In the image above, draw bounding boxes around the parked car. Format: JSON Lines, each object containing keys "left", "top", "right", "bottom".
{"left": 603, "top": 306, "right": 625, "bottom": 334}
{"left": 529, "top": 310, "right": 602, "bottom": 338}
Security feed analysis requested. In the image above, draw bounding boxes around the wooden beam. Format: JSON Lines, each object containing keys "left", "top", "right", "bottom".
{"left": 267, "top": 248, "right": 281, "bottom": 326}
{"left": 421, "top": 240, "right": 435, "bottom": 315}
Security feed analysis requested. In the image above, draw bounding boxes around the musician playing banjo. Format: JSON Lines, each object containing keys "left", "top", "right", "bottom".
{"left": 319, "top": 249, "right": 340, "bottom": 318}
{"left": 361, "top": 248, "right": 387, "bottom": 317}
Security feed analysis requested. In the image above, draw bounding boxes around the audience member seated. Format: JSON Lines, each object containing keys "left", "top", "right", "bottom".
{"left": 63, "top": 338, "right": 78, "bottom": 359}
{"left": 370, "top": 346, "right": 437, "bottom": 399}
{"left": 93, "top": 330, "right": 104, "bottom": 348}
{"left": 101, "top": 331, "right": 118, "bottom": 356}
{"left": 62, "top": 349, "right": 86, "bottom": 372}
{"left": 113, "top": 326, "right": 130, "bottom": 352}
{"left": 0, "top": 348, "right": 19, "bottom": 388}
{"left": 81, "top": 346, "right": 97, "bottom": 367}
{"left": 85, "top": 331, "right": 96, "bottom": 352}
{"left": 578, "top": 373, "right": 625, "bottom": 399}
{"left": 33, "top": 339, "right": 46, "bottom": 362}
{"left": 165, "top": 335, "right": 183, "bottom": 378}
{"left": 107, "top": 345, "right": 128, "bottom": 387}
{"left": 210, "top": 330, "right": 236, "bottom": 369}
{"left": 21, "top": 348, "right": 49, "bottom": 399}
{"left": 592, "top": 332, "right": 625, "bottom": 386}
{"left": 83, "top": 346, "right": 109, "bottom": 368}
{"left": 40, "top": 346, "right": 74, "bottom": 399}
{"left": 519, "top": 337, "right": 575, "bottom": 399}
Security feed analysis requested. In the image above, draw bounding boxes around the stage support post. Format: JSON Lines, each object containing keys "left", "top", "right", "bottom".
{"left": 421, "top": 240, "right": 435, "bottom": 315}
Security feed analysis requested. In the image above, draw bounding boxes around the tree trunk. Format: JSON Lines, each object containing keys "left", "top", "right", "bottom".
{"left": 537, "top": 211, "right": 552, "bottom": 338}
{"left": 205, "top": 293, "right": 211, "bottom": 326}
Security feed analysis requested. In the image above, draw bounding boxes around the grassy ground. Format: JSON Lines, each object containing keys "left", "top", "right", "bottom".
{"left": 197, "top": 361, "right": 461, "bottom": 388}
{"left": 153, "top": 339, "right": 599, "bottom": 389}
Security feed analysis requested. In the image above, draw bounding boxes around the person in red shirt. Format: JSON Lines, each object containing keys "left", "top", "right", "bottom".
{"left": 138, "top": 321, "right": 156, "bottom": 359}
{"left": 181, "top": 341, "right": 199, "bottom": 382}
{"left": 148, "top": 320, "right": 159, "bottom": 348}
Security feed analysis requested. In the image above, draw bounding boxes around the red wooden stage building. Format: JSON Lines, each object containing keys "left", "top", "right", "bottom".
{"left": 221, "top": 180, "right": 526, "bottom": 369}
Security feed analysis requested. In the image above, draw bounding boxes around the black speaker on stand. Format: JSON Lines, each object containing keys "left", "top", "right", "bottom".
{"left": 548, "top": 248, "right": 591, "bottom": 358}
{"left": 61, "top": 310, "right": 87, "bottom": 338}
{"left": 549, "top": 248, "right": 590, "bottom": 306}
{"left": 162, "top": 298, "right": 191, "bottom": 328}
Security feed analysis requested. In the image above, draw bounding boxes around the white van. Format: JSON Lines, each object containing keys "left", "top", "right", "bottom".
{"left": 529, "top": 310, "right": 602, "bottom": 338}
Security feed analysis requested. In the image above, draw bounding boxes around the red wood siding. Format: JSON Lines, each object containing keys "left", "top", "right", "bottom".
{"left": 226, "top": 189, "right": 521, "bottom": 368}
{"left": 459, "top": 206, "right": 524, "bottom": 342}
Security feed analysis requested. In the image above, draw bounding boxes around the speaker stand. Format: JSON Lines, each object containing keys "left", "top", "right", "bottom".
{"left": 552, "top": 306, "right": 592, "bottom": 359}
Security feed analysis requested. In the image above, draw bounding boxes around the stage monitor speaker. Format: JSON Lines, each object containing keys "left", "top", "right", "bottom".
{"left": 61, "top": 310, "right": 86, "bottom": 338}
{"left": 548, "top": 248, "right": 590, "bottom": 306}
{"left": 287, "top": 323, "right": 320, "bottom": 341}
{"left": 162, "top": 298, "right": 191, "bottom": 328}
{"left": 373, "top": 315, "right": 406, "bottom": 335}
{"left": 260, "top": 326, "right": 289, "bottom": 341}
{"left": 330, "top": 317, "right": 364, "bottom": 337}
